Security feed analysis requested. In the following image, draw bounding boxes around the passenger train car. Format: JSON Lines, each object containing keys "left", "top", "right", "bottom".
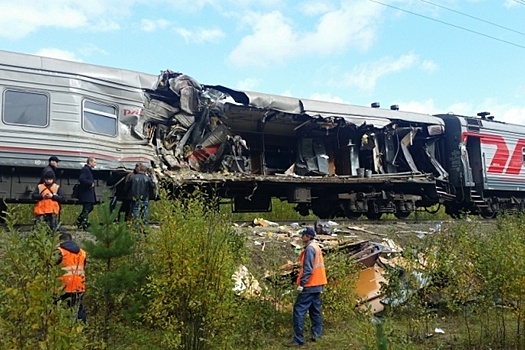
{"left": 0, "top": 50, "right": 159, "bottom": 213}
{"left": 0, "top": 49, "right": 523, "bottom": 219}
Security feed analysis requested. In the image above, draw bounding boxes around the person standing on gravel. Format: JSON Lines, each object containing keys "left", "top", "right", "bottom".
{"left": 76, "top": 157, "right": 97, "bottom": 230}
{"left": 124, "top": 164, "right": 154, "bottom": 227}
{"left": 286, "top": 226, "right": 327, "bottom": 347}
{"left": 32, "top": 171, "right": 63, "bottom": 231}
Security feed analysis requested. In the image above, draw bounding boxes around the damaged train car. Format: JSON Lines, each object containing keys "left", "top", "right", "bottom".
{"left": 135, "top": 71, "right": 447, "bottom": 219}
{"left": 4, "top": 49, "right": 522, "bottom": 219}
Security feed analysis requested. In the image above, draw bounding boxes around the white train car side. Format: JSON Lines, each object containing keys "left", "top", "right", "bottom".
{"left": 0, "top": 50, "right": 158, "bottom": 205}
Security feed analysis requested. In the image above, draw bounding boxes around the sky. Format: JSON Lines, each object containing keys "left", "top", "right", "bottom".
{"left": 0, "top": 0, "right": 524, "bottom": 124}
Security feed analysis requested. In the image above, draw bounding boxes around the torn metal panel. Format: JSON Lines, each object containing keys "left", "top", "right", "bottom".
{"left": 301, "top": 99, "right": 445, "bottom": 128}
{"left": 242, "top": 91, "right": 304, "bottom": 114}
{"left": 207, "top": 86, "right": 303, "bottom": 114}
{"left": 206, "top": 85, "right": 445, "bottom": 130}
{"left": 400, "top": 130, "right": 420, "bottom": 173}
{"left": 425, "top": 142, "right": 449, "bottom": 180}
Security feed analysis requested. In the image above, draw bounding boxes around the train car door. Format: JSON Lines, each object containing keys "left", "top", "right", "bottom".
{"left": 464, "top": 137, "right": 481, "bottom": 187}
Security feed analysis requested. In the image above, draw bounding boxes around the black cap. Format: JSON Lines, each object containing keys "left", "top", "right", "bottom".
{"left": 49, "top": 156, "right": 60, "bottom": 162}
{"left": 43, "top": 171, "right": 55, "bottom": 180}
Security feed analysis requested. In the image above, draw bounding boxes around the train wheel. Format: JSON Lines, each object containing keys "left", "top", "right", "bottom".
{"left": 346, "top": 212, "right": 362, "bottom": 219}
{"left": 295, "top": 204, "right": 310, "bottom": 217}
{"left": 394, "top": 211, "right": 411, "bottom": 219}
{"left": 480, "top": 210, "right": 497, "bottom": 219}
{"left": 312, "top": 201, "right": 337, "bottom": 219}
{"left": 365, "top": 212, "right": 382, "bottom": 220}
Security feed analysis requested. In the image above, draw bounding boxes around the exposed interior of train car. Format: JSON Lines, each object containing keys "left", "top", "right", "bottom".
{"left": 136, "top": 71, "right": 448, "bottom": 219}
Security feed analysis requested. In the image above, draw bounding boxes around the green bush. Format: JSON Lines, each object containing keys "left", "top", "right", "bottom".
{"left": 82, "top": 200, "right": 149, "bottom": 346}
{"left": 142, "top": 190, "right": 244, "bottom": 349}
{"left": 0, "top": 218, "right": 89, "bottom": 349}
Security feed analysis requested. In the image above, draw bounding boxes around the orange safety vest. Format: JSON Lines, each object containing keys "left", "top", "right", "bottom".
{"left": 58, "top": 247, "right": 86, "bottom": 293}
{"left": 296, "top": 241, "right": 327, "bottom": 287}
{"left": 34, "top": 183, "right": 60, "bottom": 215}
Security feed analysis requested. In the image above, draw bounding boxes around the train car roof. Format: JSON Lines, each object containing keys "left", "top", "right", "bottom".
{"left": 0, "top": 49, "right": 158, "bottom": 89}
{"left": 211, "top": 86, "right": 444, "bottom": 128}
{"left": 0, "top": 50, "right": 444, "bottom": 129}
{"left": 439, "top": 113, "right": 525, "bottom": 134}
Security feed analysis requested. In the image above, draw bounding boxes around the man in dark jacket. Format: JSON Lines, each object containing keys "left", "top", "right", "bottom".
{"left": 76, "top": 157, "right": 97, "bottom": 230}
{"left": 32, "top": 171, "right": 64, "bottom": 231}
{"left": 124, "top": 164, "right": 154, "bottom": 226}
{"left": 39, "top": 156, "right": 60, "bottom": 184}
{"left": 118, "top": 162, "right": 141, "bottom": 221}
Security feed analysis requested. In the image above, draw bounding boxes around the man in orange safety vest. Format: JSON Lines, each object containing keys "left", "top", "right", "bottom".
{"left": 286, "top": 226, "right": 327, "bottom": 347}
{"left": 32, "top": 171, "right": 63, "bottom": 231}
{"left": 56, "top": 232, "right": 87, "bottom": 322}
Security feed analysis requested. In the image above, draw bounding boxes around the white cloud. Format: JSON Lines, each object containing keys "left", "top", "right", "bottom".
{"left": 446, "top": 102, "right": 474, "bottom": 115}
{"left": 175, "top": 27, "right": 225, "bottom": 43}
{"left": 395, "top": 99, "right": 438, "bottom": 115}
{"left": 299, "top": 0, "right": 336, "bottom": 16}
{"left": 141, "top": 18, "right": 171, "bottom": 33}
{"left": 473, "top": 98, "right": 525, "bottom": 124}
{"left": 398, "top": 98, "right": 525, "bottom": 126}
{"left": 0, "top": 2, "right": 87, "bottom": 39}
{"left": 504, "top": 0, "right": 519, "bottom": 8}
{"left": 34, "top": 48, "right": 82, "bottom": 62}
{"left": 301, "top": 1, "right": 379, "bottom": 54}
{"left": 515, "top": 84, "right": 525, "bottom": 98}
{"left": 236, "top": 78, "right": 261, "bottom": 91}
{"left": 228, "top": 11, "right": 297, "bottom": 67}
{"left": 0, "top": 1, "right": 131, "bottom": 39}
{"left": 78, "top": 44, "right": 108, "bottom": 57}
{"left": 228, "top": 1, "right": 383, "bottom": 68}
{"left": 338, "top": 53, "right": 419, "bottom": 91}
{"left": 194, "top": 28, "right": 225, "bottom": 42}
{"left": 499, "top": 106, "right": 525, "bottom": 124}
{"left": 421, "top": 59, "right": 438, "bottom": 73}
{"left": 308, "top": 92, "right": 346, "bottom": 104}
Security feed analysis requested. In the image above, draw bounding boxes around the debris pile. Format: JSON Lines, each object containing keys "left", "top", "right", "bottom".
{"left": 236, "top": 218, "right": 440, "bottom": 314}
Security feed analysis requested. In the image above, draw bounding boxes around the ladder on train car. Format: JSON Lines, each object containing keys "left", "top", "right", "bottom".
{"left": 470, "top": 188, "right": 489, "bottom": 209}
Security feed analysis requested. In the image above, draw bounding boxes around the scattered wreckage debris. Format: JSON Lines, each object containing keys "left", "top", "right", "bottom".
{"left": 234, "top": 218, "right": 445, "bottom": 314}
{"left": 238, "top": 219, "right": 426, "bottom": 314}
{"left": 232, "top": 265, "right": 262, "bottom": 298}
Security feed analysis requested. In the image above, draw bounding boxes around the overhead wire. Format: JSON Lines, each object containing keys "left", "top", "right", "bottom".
{"left": 419, "top": 0, "right": 525, "bottom": 37}
{"left": 512, "top": 0, "right": 525, "bottom": 5}
{"left": 368, "top": 0, "right": 525, "bottom": 50}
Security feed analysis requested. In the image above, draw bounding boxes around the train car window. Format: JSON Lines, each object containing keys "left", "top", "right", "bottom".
{"left": 2, "top": 90, "right": 49, "bottom": 127}
{"left": 522, "top": 148, "right": 525, "bottom": 163}
{"left": 82, "top": 100, "right": 117, "bottom": 136}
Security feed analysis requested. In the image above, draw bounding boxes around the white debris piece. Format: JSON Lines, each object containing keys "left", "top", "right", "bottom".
{"left": 232, "top": 265, "right": 262, "bottom": 297}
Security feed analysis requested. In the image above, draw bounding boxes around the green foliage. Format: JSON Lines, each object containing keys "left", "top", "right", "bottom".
{"left": 143, "top": 190, "right": 243, "bottom": 349}
{"left": 224, "top": 198, "right": 317, "bottom": 221}
{"left": 233, "top": 240, "right": 297, "bottom": 348}
{"left": 11, "top": 192, "right": 525, "bottom": 349}
{"left": 83, "top": 199, "right": 149, "bottom": 345}
{"left": 0, "top": 217, "right": 89, "bottom": 349}
{"left": 322, "top": 251, "right": 360, "bottom": 323}
{"left": 380, "top": 217, "right": 525, "bottom": 349}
